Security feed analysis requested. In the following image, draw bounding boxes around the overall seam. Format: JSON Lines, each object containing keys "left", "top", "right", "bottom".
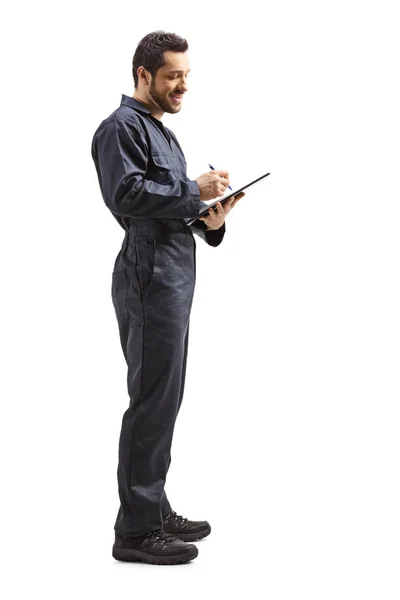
{"left": 126, "top": 226, "right": 146, "bottom": 525}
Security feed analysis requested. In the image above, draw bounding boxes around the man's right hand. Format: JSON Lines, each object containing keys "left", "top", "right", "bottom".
{"left": 195, "top": 170, "right": 230, "bottom": 201}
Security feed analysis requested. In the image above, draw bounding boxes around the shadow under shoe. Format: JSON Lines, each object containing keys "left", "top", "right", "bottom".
{"left": 112, "top": 529, "right": 198, "bottom": 565}
{"left": 163, "top": 510, "right": 211, "bottom": 542}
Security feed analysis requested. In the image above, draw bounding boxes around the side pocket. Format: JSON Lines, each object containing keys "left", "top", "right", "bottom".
{"left": 135, "top": 239, "right": 157, "bottom": 300}
{"left": 111, "top": 268, "right": 128, "bottom": 320}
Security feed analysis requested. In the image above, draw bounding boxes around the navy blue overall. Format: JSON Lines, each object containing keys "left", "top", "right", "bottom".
{"left": 91, "top": 95, "right": 225, "bottom": 536}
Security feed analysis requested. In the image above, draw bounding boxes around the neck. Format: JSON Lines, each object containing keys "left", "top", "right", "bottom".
{"left": 133, "top": 91, "right": 164, "bottom": 121}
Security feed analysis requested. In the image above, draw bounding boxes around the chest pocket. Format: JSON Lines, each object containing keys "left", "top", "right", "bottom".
{"left": 147, "top": 152, "right": 178, "bottom": 184}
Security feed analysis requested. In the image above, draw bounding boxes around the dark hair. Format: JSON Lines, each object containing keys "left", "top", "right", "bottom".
{"left": 132, "top": 31, "right": 188, "bottom": 87}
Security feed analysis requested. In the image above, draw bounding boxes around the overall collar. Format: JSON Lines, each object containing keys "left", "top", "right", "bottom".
{"left": 120, "top": 94, "right": 152, "bottom": 114}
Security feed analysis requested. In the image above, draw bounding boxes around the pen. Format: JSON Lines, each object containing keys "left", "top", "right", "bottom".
{"left": 208, "top": 163, "right": 232, "bottom": 190}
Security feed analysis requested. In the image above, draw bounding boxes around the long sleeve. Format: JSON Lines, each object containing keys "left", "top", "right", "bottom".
{"left": 91, "top": 119, "right": 201, "bottom": 219}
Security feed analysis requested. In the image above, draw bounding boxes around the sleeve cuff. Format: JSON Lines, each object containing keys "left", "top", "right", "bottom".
{"left": 204, "top": 221, "right": 226, "bottom": 247}
{"left": 187, "top": 179, "right": 201, "bottom": 198}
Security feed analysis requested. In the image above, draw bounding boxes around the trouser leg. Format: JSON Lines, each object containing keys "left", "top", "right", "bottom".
{"left": 160, "top": 325, "right": 190, "bottom": 517}
{"left": 111, "top": 230, "right": 195, "bottom": 537}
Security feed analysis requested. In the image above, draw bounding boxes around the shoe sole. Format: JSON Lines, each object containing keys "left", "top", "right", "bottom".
{"left": 166, "top": 525, "right": 211, "bottom": 543}
{"left": 112, "top": 545, "right": 198, "bottom": 565}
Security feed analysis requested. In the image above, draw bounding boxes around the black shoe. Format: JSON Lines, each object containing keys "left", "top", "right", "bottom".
{"left": 112, "top": 529, "right": 198, "bottom": 565}
{"left": 163, "top": 510, "right": 211, "bottom": 542}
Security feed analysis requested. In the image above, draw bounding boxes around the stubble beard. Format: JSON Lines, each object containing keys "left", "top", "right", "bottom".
{"left": 149, "top": 80, "right": 180, "bottom": 114}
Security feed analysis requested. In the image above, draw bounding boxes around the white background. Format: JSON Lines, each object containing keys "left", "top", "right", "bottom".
{"left": 1, "top": 0, "right": 399, "bottom": 598}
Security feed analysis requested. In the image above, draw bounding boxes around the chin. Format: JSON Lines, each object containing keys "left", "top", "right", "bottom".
{"left": 167, "top": 105, "right": 181, "bottom": 114}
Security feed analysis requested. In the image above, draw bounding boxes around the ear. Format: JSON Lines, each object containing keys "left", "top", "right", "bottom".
{"left": 137, "top": 66, "right": 150, "bottom": 86}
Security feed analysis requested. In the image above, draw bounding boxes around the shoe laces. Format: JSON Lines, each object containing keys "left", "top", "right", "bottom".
{"left": 144, "top": 529, "right": 175, "bottom": 545}
{"left": 165, "top": 510, "right": 188, "bottom": 527}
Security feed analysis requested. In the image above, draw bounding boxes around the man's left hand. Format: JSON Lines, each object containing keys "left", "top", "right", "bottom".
{"left": 199, "top": 192, "right": 245, "bottom": 230}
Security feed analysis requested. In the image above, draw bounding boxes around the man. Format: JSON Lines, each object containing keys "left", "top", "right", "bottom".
{"left": 91, "top": 31, "right": 244, "bottom": 565}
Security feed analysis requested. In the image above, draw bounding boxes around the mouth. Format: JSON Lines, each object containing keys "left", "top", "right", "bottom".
{"left": 170, "top": 92, "right": 184, "bottom": 105}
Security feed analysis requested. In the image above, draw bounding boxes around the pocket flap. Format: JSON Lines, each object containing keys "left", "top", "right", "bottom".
{"left": 151, "top": 152, "right": 177, "bottom": 170}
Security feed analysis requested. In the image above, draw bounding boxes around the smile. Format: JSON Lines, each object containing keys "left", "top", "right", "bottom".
{"left": 170, "top": 93, "right": 184, "bottom": 104}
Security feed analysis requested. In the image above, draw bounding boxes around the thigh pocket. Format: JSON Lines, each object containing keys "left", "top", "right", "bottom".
{"left": 127, "top": 322, "right": 144, "bottom": 396}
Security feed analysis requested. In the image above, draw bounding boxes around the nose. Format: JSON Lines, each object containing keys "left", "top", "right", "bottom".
{"left": 179, "top": 76, "right": 189, "bottom": 93}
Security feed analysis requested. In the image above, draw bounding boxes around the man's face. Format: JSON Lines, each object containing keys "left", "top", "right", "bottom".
{"left": 148, "top": 50, "right": 190, "bottom": 114}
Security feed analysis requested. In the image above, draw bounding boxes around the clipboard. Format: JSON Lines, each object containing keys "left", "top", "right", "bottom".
{"left": 187, "top": 172, "right": 270, "bottom": 226}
